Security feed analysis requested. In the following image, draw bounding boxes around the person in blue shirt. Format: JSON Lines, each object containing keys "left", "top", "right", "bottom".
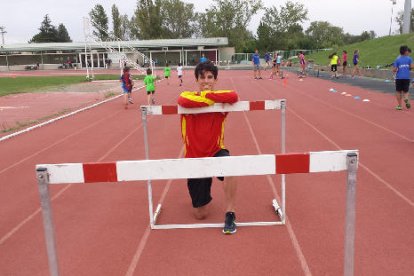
{"left": 264, "top": 52, "right": 271, "bottom": 70}
{"left": 252, "top": 49, "right": 262, "bottom": 79}
{"left": 351, "top": 49, "right": 360, "bottom": 78}
{"left": 199, "top": 53, "right": 208, "bottom": 63}
{"left": 393, "top": 45, "right": 413, "bottom": 110}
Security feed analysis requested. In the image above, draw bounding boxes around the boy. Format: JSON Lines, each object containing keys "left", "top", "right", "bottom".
{"left": 177, "top": 62, "right": 239, "bottom": 234}
{"left": 177, "top": 62, "right": 183, "bottom": 86}
{"left": 120, "top": 67, "right": 134, "bottom": 109}
{"left": 144, "top": 68, "right": 157, "bottom": 105}
{"left": 164, "top": 63, "right": 171, "bottom": 85}
{"left": 352, "top": 50, "right": 360, "bottom": 78}
{"left": 393, "top": 45, "right": 413, "bottom": 110}
{"left": 252, "top": 49, "right": 262, "bottom": 80}
{"left": 298, "top": 51, "right": 306, "bottom": 77}
{"left": 342, "top": 50, "right": 348, "bottom": 75}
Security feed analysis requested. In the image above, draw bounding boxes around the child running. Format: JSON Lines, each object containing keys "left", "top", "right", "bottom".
{"left": 177, "top": 61, "right": 239, "bottom": 234}
{"left": 352, "top": 50, "right": 360, "bottom": 78}
{"left": 120, "top": 67, "right": 134, "bottom": 109}
{"left": 177, "top": 62, "right": 183, "bottom": 86}
{"left": 252, "top": 49, "right": 262, "bottom": 79}
{"left": 144, "top": 68, "right": 157, "bottom": 105}
{"left": 164, "top": 63, "right": 171, "bottom": 85}
{"left": 392, "top": 45, "right": 413, "bottom": 110}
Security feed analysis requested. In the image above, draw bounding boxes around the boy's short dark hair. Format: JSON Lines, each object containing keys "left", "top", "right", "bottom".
{"left": 146, "top": 68, "right": 152, "bottom": 75}
{"left": 123, "top": 66, "right": 130, "bottom": 73}
{"left": 194, "top": 61, "right": 218, "bottom": 80}
{"left": 400, "top": 45, "right": 409, "bottom": 55}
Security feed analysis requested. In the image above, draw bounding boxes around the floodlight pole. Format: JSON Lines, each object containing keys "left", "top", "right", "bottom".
{"left": 403, "top": 0, "right": 411, "bottom": 34}
{"left": 0, "top": 26, "right": 6, "bottom": 46}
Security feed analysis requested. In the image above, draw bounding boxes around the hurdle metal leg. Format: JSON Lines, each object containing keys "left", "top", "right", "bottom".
{"left": 280, "top": 100, "right": 287, "bottom": 223}
{"left": 140, "top": 107, "right": 156, "bottom": 228}
{"left": 344, "top": 152, "right": 358, "bottom": 276}
{"left": 36, "top": 168, "right": 59, "bottom": 276}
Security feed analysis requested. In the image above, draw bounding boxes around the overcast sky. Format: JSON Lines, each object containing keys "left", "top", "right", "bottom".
{"left": 0, "top": 0, "right": 409, "bottom": 44}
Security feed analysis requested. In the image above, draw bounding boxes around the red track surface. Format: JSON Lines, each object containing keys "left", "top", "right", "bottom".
{"left": 0, "top": 70, "right": 413, "bottom": 275}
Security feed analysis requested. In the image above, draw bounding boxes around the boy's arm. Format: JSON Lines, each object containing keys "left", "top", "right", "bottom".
{"left": 178, "top": 90, "right": 238, "bottom": 108}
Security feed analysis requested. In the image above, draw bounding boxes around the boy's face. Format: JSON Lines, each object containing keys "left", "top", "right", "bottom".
{"left": 197, "top": 71, "right": 217, "bottom": 91}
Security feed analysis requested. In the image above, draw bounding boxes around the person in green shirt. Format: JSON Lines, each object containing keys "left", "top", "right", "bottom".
{"left": 164, "top": 62, "right": 171, "bottom": 85}
{"left": 144, "top": 68, "right": 157, "bottom": 105}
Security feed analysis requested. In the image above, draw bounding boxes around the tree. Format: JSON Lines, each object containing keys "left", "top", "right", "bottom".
{"left": 57, "top": 24, "right": 72, "bottom": 42}
{"left": 29, "top": 14, "right": 59, "bottom": 43}
{"left": 159, "top": 0, "right": 197, "bottom": 38}
{"left": 396, "top": 8, "right": 414, "bottom": 33}
{"left": 198, "top": 0, "right": 263, "bottom": 51}
{"left": 112, "top": 4, "right": 122, "bottom": 39}
{"left": 131, "top": 0, "right": 163, "bottom": 39}
{"left": 305, "top": 21, "right": 344, "bottom": 49}
{"left": 258, "top": 1, "right": 308, "bottom": 50}
{"left": 89, "top": 4, "right": 109, "bottom": 41}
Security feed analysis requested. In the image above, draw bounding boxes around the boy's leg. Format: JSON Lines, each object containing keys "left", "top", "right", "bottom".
{"left": 187, "top": 178, "right": 213, "bottom": 220}
{"left": 396, "top": 91, "right": 402, "bottom": 108}
{"left": 223, "top": 176, "right": 237, "bottom": 212}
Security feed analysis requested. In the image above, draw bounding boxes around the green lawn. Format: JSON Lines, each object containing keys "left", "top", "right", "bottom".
{"left": 307, "top": 33, "right": 414, "bottom": 68}
{"left": 0, "top": 74, "right": 145, "bottom": 97}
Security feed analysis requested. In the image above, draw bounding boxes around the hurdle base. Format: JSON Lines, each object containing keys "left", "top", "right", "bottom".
{"left": 150, "top": 199, "right": 285, "bottom": 230}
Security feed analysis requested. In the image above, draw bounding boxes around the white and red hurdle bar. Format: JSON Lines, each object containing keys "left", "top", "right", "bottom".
{"left": 140, "top": 100, "right": 288, "bottom": 229}
{"left": 36, "top": 150, "right": 359, "bottom": 276}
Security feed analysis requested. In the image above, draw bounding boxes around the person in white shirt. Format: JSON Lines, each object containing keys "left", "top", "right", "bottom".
{"left": 177, "top": 62, "right": 184, "bottom": 86}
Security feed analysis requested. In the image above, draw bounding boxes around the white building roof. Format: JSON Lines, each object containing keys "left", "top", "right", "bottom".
{"left": 0, "top": 37, "right": 229, "bottom": 52}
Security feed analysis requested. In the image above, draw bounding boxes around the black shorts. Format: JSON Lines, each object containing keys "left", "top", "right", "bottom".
{"left": 187, "top": 149, "right": 230, "bottom": 208}
{"left": 343, "top": 61, "right": 348, "bottom": 66}
{"left": 396, "top": 79, "right": 410, "bottom": 92}
{"left": 146, "top": 90, "right": 155, "bottom": 95}
{"left": 331, "top": 64, "right": 337, "bottom": 72}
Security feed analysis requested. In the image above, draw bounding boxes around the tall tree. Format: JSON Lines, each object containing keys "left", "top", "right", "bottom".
{"left": 120, "top": 14, "right": 132, "bottom": 40}
{"left": 89, "top": 4, "right": 109, "bottom": 41}
{"left": 56, "top": 23, "right": 72, "bottom": 42}
{"left": 160, "top": 0, "right": 197, "bottom": 38}
{"left": 29, "top": 14, "right": 59, "bottom": 43}
{"left": 258, "top": 1, "right": 308, "bottom": 50}
{"left": 198, "top": 0, "right": 262, "bottom": 51}
{"left": 112, "top": 4, "right": 122, "bottom": 39}
{"left": 131, "top": 0, "right": 163, "bottom": 39}
{"left": 305, "top": 21, "right": 344, "bottom": 49}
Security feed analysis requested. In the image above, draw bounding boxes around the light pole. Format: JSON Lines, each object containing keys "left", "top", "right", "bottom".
{"left": 403, "top": 0, "right": 411, "bottom": 34}
{"left": 0, "top": 26, "right": 6, "bottom": 45}
{"left": 390, "top": 0, "right": 397, "bottom": 35}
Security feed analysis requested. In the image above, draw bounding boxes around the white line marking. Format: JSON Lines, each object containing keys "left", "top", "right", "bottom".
{"left": 0, "top": 85, "right": 144, "bottom": 142}
{"left": 243, "top": 112, "right": 312, "bottom": 276}
{"left": 289, "top": 108, "right": 414, "bottom": 208}
{"left": 125, "top": 148, "right": 184, "bottom": 276}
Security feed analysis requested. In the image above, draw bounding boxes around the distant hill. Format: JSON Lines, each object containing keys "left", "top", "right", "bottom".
{"left": 307, "top": 33, "right": 414, "bottom": 68}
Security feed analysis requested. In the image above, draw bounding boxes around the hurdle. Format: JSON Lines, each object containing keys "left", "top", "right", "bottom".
{"left": 139, "top": 100, "right": 287, "bottom": 228}
{"left": 36, "top": 150, "right": 358, "bottom": 276}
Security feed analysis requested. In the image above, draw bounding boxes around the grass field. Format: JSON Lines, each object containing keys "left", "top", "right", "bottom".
{"left": 307, "top": 33, "right": 414, "bottom": 68}
{"left": 0, "top": 74, "right": 146, "bottom": 97}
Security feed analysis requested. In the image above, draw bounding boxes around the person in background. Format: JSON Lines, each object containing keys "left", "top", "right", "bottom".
{"left": 164, "top": 62, "right": 171, "bottom": 85}
{"left": 329, "top": 52, "right": 339, "bottom": 79}
{"left": 120, "top": 67, "right": 134, "bottom": 109}
{"left": 177, "top": 62, "right": 184, "bottom": 86}
{"left": 392, "top": 45, "right": 413, "bottom": 110}
{"left": 200, "top": 53, "right": 208, "bottom": 63}
{"left": 298, "top": 51, "right": 306, "bottom": 76}
{"left": 352, "top": 50, "right": 360, "bottom": 78}
{"left": 264, "top": 52, "right": 271, "bottom": 70}
{"left": 342, "top": 50, "right": 348, "bottom": 75}
{"left": 252, "top": 49, "right": 262, "bottom": 80}
{"left": 144, "top": 68, "right": 157, "bottom": 106}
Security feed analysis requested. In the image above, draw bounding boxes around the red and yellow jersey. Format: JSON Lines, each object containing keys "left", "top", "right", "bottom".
{"left": 178, "top": 90, "right": 238, "bottom": 158}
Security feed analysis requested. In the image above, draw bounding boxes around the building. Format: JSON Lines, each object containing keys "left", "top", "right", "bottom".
{"left": 0, "top": 37, "right": 234, "bottom": 71}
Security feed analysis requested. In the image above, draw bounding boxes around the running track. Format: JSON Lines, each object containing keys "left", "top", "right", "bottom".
{"left": 0, "top": 70, "right": 413, "bottom": 275}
